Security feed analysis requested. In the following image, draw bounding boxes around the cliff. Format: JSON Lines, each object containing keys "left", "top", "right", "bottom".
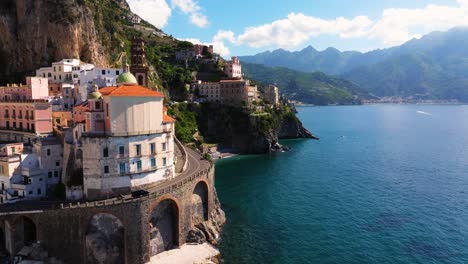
{"left": 0, "top": 0, "right": 112, "bottom": 82}
{"left": 170, "top": 103, "right": 317, "bottom": 155}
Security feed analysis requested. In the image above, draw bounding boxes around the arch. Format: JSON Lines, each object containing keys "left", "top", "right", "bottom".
{"left": 0, "top": 227, "right": 5, "bottom": 254}
{"left": 137, "top": 75, "right": 144, "bottom": 86}
{"left": 149, "top": 198, "right": 180, "bottom": 256}
{"left": 22, "top": 216, "right": 36, "bottom": 246}
{"left": 85, "top": 213, "right": 125, "bottom": 264}
{"left": 192, "top": 181, "right": 209, "bottom": 223}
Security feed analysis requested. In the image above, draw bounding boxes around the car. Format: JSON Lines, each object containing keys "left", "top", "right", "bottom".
{"left": 131, "top": 190, "right": 149, "bottom": 198}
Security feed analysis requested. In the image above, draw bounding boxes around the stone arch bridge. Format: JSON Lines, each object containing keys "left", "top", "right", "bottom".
{"left": 0, "top": 148, "right": 225, "bottom": 264}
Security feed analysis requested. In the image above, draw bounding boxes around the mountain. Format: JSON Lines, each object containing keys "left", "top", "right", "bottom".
{"left": 240, "top": 28, "right": 468, "bottom": 101}
{"left": 242, "top": 62, "right": 373, "bottom": 105}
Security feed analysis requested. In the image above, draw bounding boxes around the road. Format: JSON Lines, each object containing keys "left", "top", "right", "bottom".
{"left": 0, "top": 146, "right": 211, "bottom": 214}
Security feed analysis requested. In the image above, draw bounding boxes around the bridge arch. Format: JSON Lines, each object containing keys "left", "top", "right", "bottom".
{"left": 12, "top": 216, "right": 37, "bottom": 247}
{"left": 149, "top": 195, "right": 181, "bottom": 256}
{"left": 85, "top": 213, "right": 125, "bottom": 264}
{"left": 191, "top": 180, "right": 209, "bottom": 223}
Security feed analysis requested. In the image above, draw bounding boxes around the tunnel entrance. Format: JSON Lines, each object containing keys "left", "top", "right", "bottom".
{"left": 149, "top": 199, "right": 179, "bottom": 256}
{"left": 192, "top": 181, "right": 209, "bottom": 223}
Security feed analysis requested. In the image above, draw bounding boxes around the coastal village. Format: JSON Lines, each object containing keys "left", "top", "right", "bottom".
{"left": 0, "top": 37, "right": 285, "bottom": 263}
{"left": 0, "top": 39, "right": 280, "bottom": 205}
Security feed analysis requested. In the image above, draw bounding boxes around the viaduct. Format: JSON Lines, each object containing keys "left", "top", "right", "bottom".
{"left": 0, "top": 147, "right": 225, "bottom": 263}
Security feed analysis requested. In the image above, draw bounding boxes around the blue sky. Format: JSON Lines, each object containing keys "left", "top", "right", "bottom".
{"left": 127, "top": 0, "right": 468, "bottom": 57}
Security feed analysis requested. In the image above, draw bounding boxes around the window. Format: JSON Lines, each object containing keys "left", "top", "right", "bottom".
{"left": 95, "top": 101, "right": 101, "bottom": 109}
{"left": 48, "top": 171, "right": 52, "bottom": 178}
{"left": 11, "top": 147, "right": 15, "bottom": 153}
{"left": 102, "top": 70, "right": 106, "bottom": 75}
{"left": 151, "top": 158, "right": 156, "bottom": 168}
{"left": 104, "top": 166, "right": 109, "bottom": 174}
{"left": 162, "top": 142, "right": 167, "bottom": 151}
{"left": 135, "top": 144, "right": 141, "bottom": 156}
{"left": 150, "top": 143, "right": 156, "bottom": 154}
{"left": 39, "top": 178, "right": 43, "bottom": 181}
{"left": 162, "top": 157, "right": 167, "bottom": 167}
{"left": 54, "top": 171, "right": 58, "bottom": 178}
{"left": 37, "top": 188, "right": 41, "bottom": 195}
{"left": 119, "top": 163, "right": 126, "bottom": 174}
{"left": 103, "top": 147, "right": 109, "bottom": 158}
{"left": 119, "top": 146, "right": 125, "bottom": 157}
{"left": 116, "top": 70, "right": 120, "bottom": 75}
{"left": 56, "top": 161, "right": 60, "bottom": 167}
{"left": 136, "top": 160, "right": 142, "bottom": 172}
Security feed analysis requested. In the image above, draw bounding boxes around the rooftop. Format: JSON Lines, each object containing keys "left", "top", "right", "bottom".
{"left": 99, "top": 85, "right": 164, "bottom": 97}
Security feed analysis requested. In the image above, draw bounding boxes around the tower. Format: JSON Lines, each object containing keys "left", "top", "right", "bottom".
{"left": 130, "top": 38, "right": 149, "bottom": 87}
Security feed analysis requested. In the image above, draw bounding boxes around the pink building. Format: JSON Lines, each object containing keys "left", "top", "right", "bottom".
{"left": 0, "top": 100, "right": 53, "bottom": 135}
{"left": 194, "top": 44, "right": 214, "bottom": 56}
{"left": 224, "top": 57, "right": 242, "bottom": 79}
{"left": 0, "top": 77, "right": 48, "bottom": 101}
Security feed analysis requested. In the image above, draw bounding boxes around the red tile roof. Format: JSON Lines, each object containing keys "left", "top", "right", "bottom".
{"left": 163, "top": 114, "right": 175, "bottom": 123}
{"left": 100, "top": 85, "right": 164, "bottom": 97}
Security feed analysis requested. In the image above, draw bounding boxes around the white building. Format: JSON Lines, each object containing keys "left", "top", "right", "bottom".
{"left": 77, "top": 67, "right": 122, "bottom": 102}
{"left": 76, "top": 72, "right": 176, "bottom": 200}
{"left": 0, "top": 140, "right": 63, "bottom": 204}
{"left": 264, "top": 85, "right": 279, "bottom": 105}
{"left": 36, "top": 59, "right": 122, "bottom": 103}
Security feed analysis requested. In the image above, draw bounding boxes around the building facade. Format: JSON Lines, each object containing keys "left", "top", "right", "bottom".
{"left": 130, "top": 39, "right": 149, "bottom": 87}
{"left": 192, "top": 79, "right": 257, "bottom": 105}
{"left": 78, "top": 72, "right": 175, "bottom": 200}
{"left": 264, "top": 85, "right": 280, "bottom": 105}
{"left": 224, "top": 56, "right": 242, "bottom": 79}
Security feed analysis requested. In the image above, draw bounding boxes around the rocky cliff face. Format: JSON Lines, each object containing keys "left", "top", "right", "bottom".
{"left": 0, "top": 0, "right": 128, "bottom": 83}
{"left": 196, "top": 103, "right": 317, "bottom": 154}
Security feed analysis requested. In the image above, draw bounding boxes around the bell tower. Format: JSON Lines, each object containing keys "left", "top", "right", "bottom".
{"left": 130, "top": 38, "right": 149, "bottom": 87}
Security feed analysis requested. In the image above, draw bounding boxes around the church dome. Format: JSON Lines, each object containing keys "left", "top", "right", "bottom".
{"left": 88, "top": 91, "right": 102, "bottom": 100}
{"left": 116, "top": 72, "right": 138, "bottom": 85}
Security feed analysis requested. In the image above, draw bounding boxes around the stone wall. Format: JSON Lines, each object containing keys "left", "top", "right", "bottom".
{"left": 0, "top": 165, "right": 224, "bottom": 264}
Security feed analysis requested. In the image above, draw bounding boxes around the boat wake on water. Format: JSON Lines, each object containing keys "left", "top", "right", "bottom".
{"left": 417, "top": 111, "right": 432, "bottom": 116}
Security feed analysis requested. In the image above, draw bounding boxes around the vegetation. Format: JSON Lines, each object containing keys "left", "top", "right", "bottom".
{"left": 242, "top": 62, "right": 372, "bottom": 105}
{"left": 167, "top": 103, "right": 198, "bottom": 143}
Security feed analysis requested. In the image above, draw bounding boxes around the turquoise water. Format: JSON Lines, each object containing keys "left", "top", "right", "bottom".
{"left": 215, "top": 105, "right": 468, "bottom": 264}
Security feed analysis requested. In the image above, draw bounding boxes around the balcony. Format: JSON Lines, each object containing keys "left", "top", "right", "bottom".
{"left": 18, "top": 114, "right": 23, "bottom": 119}
{"left": 4, "top": 114, "right": 9, "bottom": 118}
{"left": 22, "top": 167, "right": 42, "bottom": 177}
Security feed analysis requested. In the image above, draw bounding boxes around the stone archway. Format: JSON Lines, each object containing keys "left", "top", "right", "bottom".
{"left": 149, "top": 199, "right": 179, "bottom": 256}
{"left": 22, "top": 217, "right": 36, "bottom": 246}
{"left": 85, "top": 213, "right": 125, "bottom": 264}
{"left": 192, "top": 181, "right": 209, "bottom": 223}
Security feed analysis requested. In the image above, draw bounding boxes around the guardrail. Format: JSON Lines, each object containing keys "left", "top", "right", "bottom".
{"left": 174, "top": 137, "right": 188, "bottom": 172}
{"left": 59, "top": 165, "right": 212, "bottom": 210}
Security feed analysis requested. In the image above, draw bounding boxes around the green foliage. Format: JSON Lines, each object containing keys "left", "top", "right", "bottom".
{"left": 168, "top": 103, "right": 198, "bottom": 143}
{"left": 242, "top": 62, "right": 370, "bottom": 105}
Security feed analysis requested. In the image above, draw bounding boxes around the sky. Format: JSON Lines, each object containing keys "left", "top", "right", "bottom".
{"left": 126, "top": 0, "right": 468, "bottom": 57}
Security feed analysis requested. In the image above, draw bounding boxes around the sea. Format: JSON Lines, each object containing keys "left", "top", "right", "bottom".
{"left": 215, "top": 105, "right": 468, "bottom": 264}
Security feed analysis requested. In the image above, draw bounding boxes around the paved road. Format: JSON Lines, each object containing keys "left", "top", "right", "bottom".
{"left": 0, "top": 146, "right": 210, "bottom": 214}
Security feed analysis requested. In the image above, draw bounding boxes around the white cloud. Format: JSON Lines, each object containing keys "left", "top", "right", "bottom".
{"left": 126, "top": 0, "right": 172, "bottom": 29}
{"left": 369, "top": 3, "right": 468, "bottom": 46}
{"left": 214, "top": 1, "right": 468, "bottom": 52}
{"left": 181, "top": 31, "right": 233, "bottom": 57}
{"left": 127, "top": 0, "right": 208, "bottom": 28}
{"left": 171, "top": 0, "right": 209, "bottom": 27}
{"left": 190, "top": 13, "right": 208, "bottom": 27}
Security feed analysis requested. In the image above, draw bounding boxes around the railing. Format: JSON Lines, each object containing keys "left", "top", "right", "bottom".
{"left": 59, "top": 165, "right": 213, "bottom": 210}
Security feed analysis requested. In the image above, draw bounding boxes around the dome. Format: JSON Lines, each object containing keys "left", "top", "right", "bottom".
{"left": 88, "top": 91, "right": 102, "bottom": 100}
{"left": 116, "top": 72, "right": 138, "bottom": 85}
